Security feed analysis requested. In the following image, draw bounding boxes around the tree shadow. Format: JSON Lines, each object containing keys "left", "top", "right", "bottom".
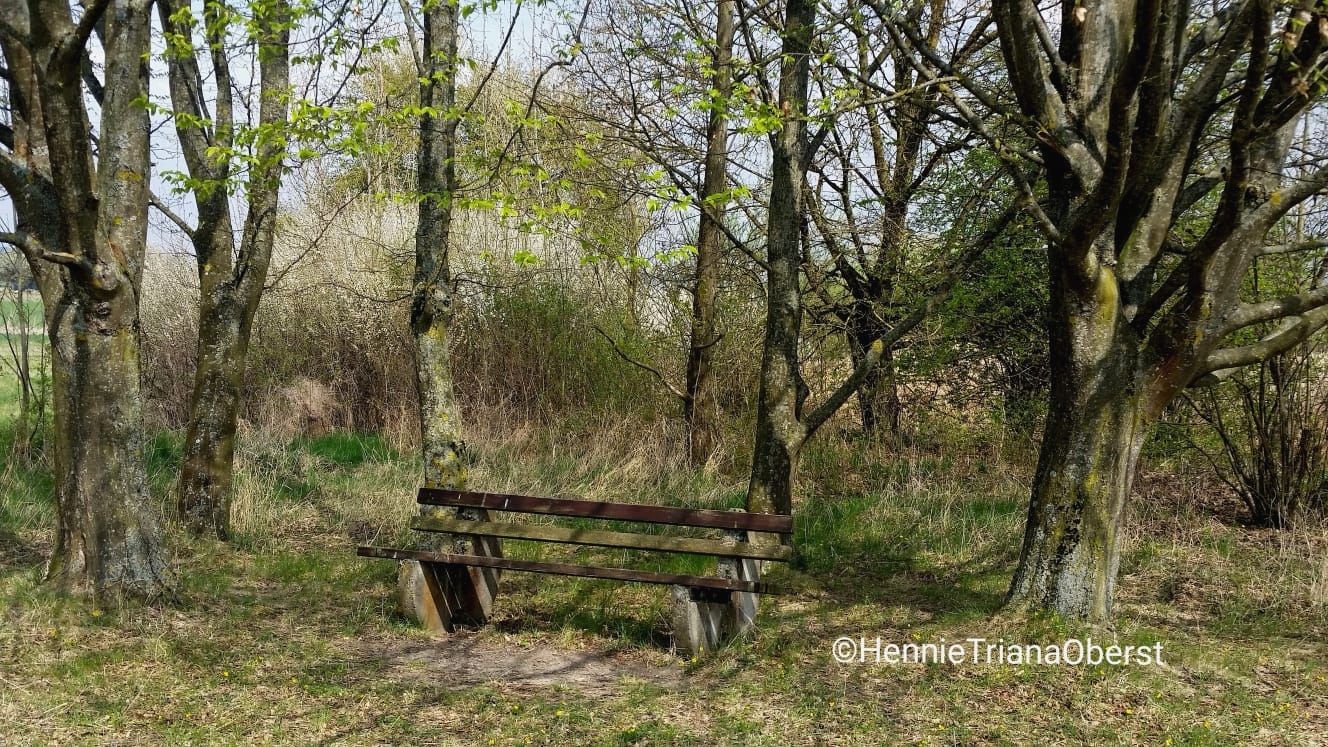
{"left": 0, "top": 526, "right": 43, "bottom": 568}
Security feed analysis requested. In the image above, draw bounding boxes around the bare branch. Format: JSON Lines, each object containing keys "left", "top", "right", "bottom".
{"left": 0, "top": 230, "right": 87, "bottom": 268}
{"left": 1220, "top": 285, "right": 1328, "bottom": 335}
{"left": 1259, "top": 239, "right": 1328, "bottom": 256}
{"left": 1198, "top": 305, "right": 1328, "bottom": 378}
{"left": 149, "top": 193, "right": 196, "bottom": 237}
{"left": 592, "top": 325, "right": 687, "bottom": 401}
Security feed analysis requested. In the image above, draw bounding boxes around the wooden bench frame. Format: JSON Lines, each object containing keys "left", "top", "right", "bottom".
{"left": 357, "top": 488, "right": 793, "bottom": 654}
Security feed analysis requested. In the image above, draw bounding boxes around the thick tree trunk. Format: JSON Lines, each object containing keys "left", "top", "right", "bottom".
{"left": 45, "top": 293, "right": 171, "bottom": 597}
{"left": 1006, "top": 266, "right": 1151, "bottom": 620}
{"left": 22, "top": 0, "right": 173, "bottom": 598}
{"left": 682, "top": 0, "right": 734, "bottom": 467}
{"left": 745, "top": 0, "right": 816, "bottom": 517}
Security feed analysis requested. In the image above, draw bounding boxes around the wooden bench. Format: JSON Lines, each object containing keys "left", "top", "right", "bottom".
{"left": 357, "top": 488, "right": 794, "bottom": 654}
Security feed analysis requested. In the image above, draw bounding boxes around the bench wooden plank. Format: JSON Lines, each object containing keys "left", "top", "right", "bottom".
{"left": 412, "top": 516, "right": 794, "bottom": 562}
{"left": 417, "top": 488, "right": 795, "bottom": 534}
{"left": 357, "top": 546, "right": 786, "bottom": 594}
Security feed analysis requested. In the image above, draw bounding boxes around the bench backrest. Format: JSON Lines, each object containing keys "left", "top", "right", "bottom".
{"left": 418, "top": 488, "right": 794, "bottom": 534}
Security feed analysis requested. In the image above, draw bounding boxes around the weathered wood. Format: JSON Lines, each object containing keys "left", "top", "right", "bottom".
{"left": 451, "top": 507, "right": 502, "bottom": 619}
{"left": 412, "top": 516, "right": 794, "bottom": 561}
{"left": 720, "top": 528, "right": 761, "bottom": 634}
{"left": 357, "top": 546, "right": 785, "bottom": 594}
{"left": 418, "top": 488, "right": 794, "bottom": 533}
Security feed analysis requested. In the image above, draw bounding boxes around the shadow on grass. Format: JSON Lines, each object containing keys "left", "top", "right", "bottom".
{"left": 0, "top": 525, "right": 43, "bottom": 567}
{"left": 790, "top": 492, "right": 1021, "bottom": 620}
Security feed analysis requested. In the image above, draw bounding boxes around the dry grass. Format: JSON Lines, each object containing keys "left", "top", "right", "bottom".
{"left": 3, "top": 409, "right": 1327, "bottom": 745}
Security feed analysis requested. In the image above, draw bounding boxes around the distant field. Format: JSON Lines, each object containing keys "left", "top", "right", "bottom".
{"left": 0, "top": 292, "right": 43, "bottom": 336}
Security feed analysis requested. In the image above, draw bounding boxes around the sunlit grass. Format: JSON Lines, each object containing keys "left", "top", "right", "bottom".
{"left": 1, "top": 400, "right": 1325, "bottom": 744}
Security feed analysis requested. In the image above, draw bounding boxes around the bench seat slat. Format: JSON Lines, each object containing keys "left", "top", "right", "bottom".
{"left": 413, "top": 516, "right": 793, "bottom": 561}
{"left": 357, "top": 546, "right": 784, "bottom": 594}
{"left": 418, "top": 488, "right": 794, "bottom": 534}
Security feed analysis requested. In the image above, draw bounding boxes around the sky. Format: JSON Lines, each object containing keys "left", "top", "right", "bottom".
{"left": 1, "top": 0, "right": 555, "bottom": 255}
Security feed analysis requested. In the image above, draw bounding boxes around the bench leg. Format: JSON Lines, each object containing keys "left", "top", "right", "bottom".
{"left": 398, "top": 560, "right": 492, "bottom": 633}
{"left": 671, "top": 528, "right": 765, "bottom": 656}
{"left": 455, "top": 507, "right": 502, "bottom": 620}
{"left": 398, "top": 506, "right": 504, "bottom": 632}
{"left": 671, "top": 585, "right": 731, "bottom": 656}
{"left": 721, "top": 553, "right": 760, "bottom": 636}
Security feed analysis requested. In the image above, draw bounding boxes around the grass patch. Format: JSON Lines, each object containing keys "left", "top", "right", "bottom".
{"left": 1, "top": 418, "right": 1326, "bottom": 744}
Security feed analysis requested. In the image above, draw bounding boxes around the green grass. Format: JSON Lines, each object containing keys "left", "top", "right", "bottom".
{"left": 1, "top": 405, "right": 1326, "bottom": 744}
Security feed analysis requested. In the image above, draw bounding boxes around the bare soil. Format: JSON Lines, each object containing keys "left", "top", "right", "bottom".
{"left": 345, "top": 634, "right": 684, "bottom": 696}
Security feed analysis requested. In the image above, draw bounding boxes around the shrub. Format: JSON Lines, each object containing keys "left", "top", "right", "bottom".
{"left": 1188, "top": 341, "right": 1328, "bottom": 528}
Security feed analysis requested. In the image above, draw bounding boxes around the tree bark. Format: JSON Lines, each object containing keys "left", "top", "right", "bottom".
{"left": 46, "top": 300, "right": 172, "bottom": 596}
{"left": 845, "top": 303, "right": 901, "bottom": 438}
{"left": 745, "top": 0, "right": 816, "bottom": 517}
{"left": 682, "top": 0, "right": 734, "bottom": 466}
{"left": 1005, "top": 265, "right": 1150, "bottom": 620}
{"left": 7, "top": 0, "right": 173, "bottom": 598}
{"left": 413, "top": 0, "right": 466, "bottom": 490}
{"left": 171, "top": 1, "right": 291, "bottom": 538}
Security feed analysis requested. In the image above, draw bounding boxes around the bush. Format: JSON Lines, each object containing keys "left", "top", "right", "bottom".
{"left": 1188, "top": 341, "right": 1328, "bottom": 528}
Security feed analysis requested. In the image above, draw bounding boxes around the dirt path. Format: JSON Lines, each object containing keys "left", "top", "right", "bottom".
{"left": 346, "top": 635, "right": 685, "bottom": 696}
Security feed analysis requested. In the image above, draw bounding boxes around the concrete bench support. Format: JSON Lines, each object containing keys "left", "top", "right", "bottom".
{"left": 670, "top": 528, "right": 762, "bottom": 655}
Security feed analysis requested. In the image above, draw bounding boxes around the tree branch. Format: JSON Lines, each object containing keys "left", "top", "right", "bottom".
{"left": 1197, "top": 305, "right": 1328, "bottom": 378}
{"left": 58, "top": 0, "right": 112, "bottom": 67}
{"left": 1259, "top": 239, "right": 1328, "bottom": 256}
{"left": 149, "top": 192, "right": 196, "bottom": 237}
{"left": 0, "top": 230, "right": 88, "bottom": 268}
{"left": 592, "top": 325, "right": 687, "bottom": 401}
{"left": 1220, "top": 284, "right": 1328, "bottom": 335}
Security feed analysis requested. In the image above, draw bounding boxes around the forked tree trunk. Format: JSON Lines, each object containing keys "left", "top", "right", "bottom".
{"left": 18, "top": 0, "right": 172, "bottom": 597}
{"left": 986, "top": 0, "right": 1328, "bottom": 622}
{"left": 168, "top": 0, "right": 291, "bottom": 538}
{"left": 683, "top": 0, "right": 734, "bottom": 466}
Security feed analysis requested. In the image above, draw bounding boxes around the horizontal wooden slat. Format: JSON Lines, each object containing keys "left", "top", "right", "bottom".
{"left": 413, "top": 516, "right": 793, "bottom": 562}
{"left": 417, "top": 488, "right": 794, "bottom": 533}
{"left": 357, "top": 546, "right": 785, "bottom": 594}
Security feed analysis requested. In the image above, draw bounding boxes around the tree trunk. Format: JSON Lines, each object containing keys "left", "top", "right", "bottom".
{"left": 683, "top": 0, "right": 734, "bottom": 467}
{"left": 398, "top": 0, "right": 501, "bottom": 629}
{"left": 845, "top": 305, "right": 901, "bottom": 438}
{"left": 2, "top": 0, "right": 170, "bottom": 598}
{"left": 413, "top": 0, "right": 465, "bottom": 490}
{"left": 169, "top": 0, "right": 290, "bottom": 538}
{"left": 745, "top": 0, "right": 816, "bottom": 517}
{"left": 177, "top": 291, "right": 252, "bottom": 538}
{"left": 1005, "top": 266, "right": 1150, "bottom": 621}
{"left": 45, "top": 293, "right": 171, "bottom": 597}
